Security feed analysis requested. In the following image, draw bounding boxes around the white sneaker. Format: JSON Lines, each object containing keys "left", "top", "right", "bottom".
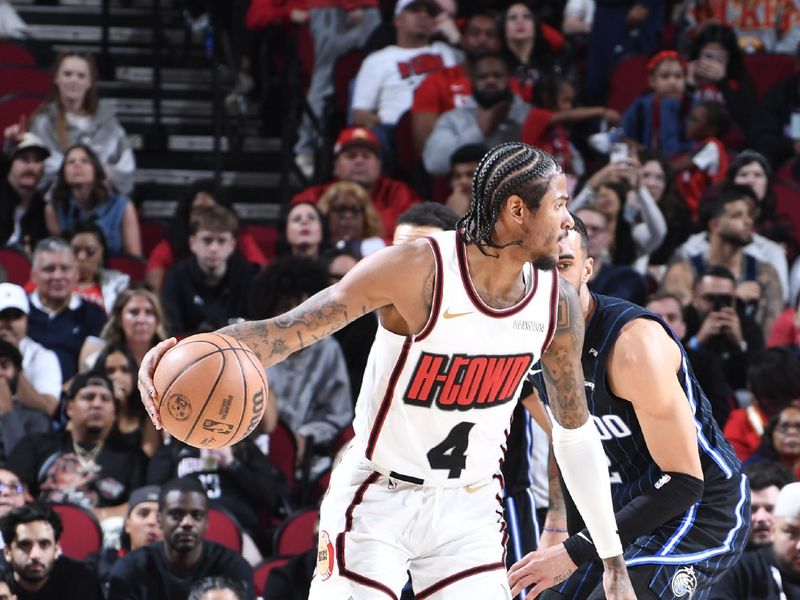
{"left": 295, "top": 153, "right": 314, "bottom": 179}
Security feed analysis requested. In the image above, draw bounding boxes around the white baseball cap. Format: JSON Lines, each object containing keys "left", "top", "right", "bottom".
{"left": 395, "top": 0, "right": 441, "bottom": 16}
{"left": 0, "top": 283, "right": 29, "bottom": 314}
{"left": 774, "top": 482, "right": 800, "bottom": 519}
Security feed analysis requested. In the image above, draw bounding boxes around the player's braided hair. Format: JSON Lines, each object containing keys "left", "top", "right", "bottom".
{"left": 457, "top": 142, "right": 561, "bottom": 256}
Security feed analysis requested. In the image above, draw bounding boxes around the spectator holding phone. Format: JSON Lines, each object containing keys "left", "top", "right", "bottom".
{"left": 680, "top": 264, "right": 765, "bottom": 391}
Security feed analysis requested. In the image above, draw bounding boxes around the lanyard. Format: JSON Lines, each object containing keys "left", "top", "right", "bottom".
{"left": 772, "top": 565, "right": 788, "bottom": 600}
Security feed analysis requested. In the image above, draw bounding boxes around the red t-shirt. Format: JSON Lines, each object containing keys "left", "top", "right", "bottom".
{"left": 723, "top": 405, "right": 766, "bottom": 462}
{"left": 412, "top": 65, "right": 526, "bottom": 115}
{"left": 291, "top": 176, "right": 420, "bottom": 240}
{"left": 768, "top": 307, "right": 800, "bottom": 348}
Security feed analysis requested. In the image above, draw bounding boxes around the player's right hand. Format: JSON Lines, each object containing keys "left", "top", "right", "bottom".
{"left": 602, "top": 556, "right": 637, "bottom": 600}
{"left": 137, "top": 337, "right": 178, "bottom": 430}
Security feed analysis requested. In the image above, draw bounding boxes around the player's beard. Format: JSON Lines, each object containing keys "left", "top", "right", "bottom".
{"left": 532, "top": 255, "right": 557, "bottom": 271}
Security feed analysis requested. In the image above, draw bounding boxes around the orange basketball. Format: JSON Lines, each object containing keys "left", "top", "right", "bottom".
{"left": 153, "top": 332, "right": 268, "bottom": 449}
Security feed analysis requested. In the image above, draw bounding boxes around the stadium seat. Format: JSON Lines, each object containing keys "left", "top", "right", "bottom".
{"left": 0, "top": 246, "right": 31, "bottom": 285}
{"left": 607, "top": 54, "right": 650, "bottom": 114}
{"left": 138, "top": 218, "right": 166, "bottom": 259}
{"left": 241, "top": 223, "right": 278, "bottom": 260}
{"left": 49, "top": 503, "right": 103, "bottom": 560}
{"left": 743, "top": 54, "right": 796, "bottom": 99}
{"left": 0, "top": 94, "right": 45, "bottom": 144}
{"left": 107, "top": 254, "right": 147, "bottom": 284}
{"left": 267, "top": 420, "right": 297, "bottom": 489}
{"left": 774, "top": 181, "right": 800, "bottom": 239}
{"left": 309, "top": 468, "right": 331, "bottom": 506}
{"left": 273, "top": 508, "right": 319, "bottom": 556}
{"left": 333, "top": 50, "right": 365, "bottom": 117}
{"left": 205, "top": 506, "right": 243, "bottom": 554}
{"left": 331, "top": 424, "right": 354, "bottom": 458}
{"left": 253, "top": 556, "right": 289, "bottom": 596}
{"left": 0, "top": 67, "right": 51, "bottom": 97}
{"left": 0, "top": 42, "right": 36, "bottom": 66}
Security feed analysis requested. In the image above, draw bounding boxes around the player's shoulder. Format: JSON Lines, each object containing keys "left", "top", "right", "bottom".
{"left": 614, "top": 316, "right": 679, "bottom": 368}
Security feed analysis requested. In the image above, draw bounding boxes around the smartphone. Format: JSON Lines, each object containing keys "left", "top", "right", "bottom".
{"left": 791, "top": 112, "right": 800, "bottom": 141}
{"left": 610, "top": 142, "right": 629, "bottom": 164}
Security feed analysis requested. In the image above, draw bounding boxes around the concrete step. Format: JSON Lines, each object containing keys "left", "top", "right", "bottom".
{"left": 27, "top": 24, "right": 186, "bottom": 45}
{"left": 134, "top": 167, "right": 281, "bottom": 188}
{"left": 140, "top": 198, "right": 281, "bottom": 222}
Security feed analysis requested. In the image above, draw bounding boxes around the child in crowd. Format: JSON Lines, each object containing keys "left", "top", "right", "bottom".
{"left": 620, "top": 50, "right": 693, "bottom": 157}
{"left": 675, "top": 100, "right": 732, "bottom": 219}
{"left": 521, "top": 72, "right": 619, "bottom": 193}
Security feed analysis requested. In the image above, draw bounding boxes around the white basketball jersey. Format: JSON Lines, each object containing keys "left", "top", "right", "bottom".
{"left": 353, "top": 231, "right": 559, "bottom": 486}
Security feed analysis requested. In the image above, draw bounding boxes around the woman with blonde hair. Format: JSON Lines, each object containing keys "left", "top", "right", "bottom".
{"left": 80, "top": 287, "right": 169, "bottom": 372}
{"left": 30, "top": 52, "right": 135, "bottom": 195}
{"left": 317, "top": 181, "right": 385, "bottom": 258}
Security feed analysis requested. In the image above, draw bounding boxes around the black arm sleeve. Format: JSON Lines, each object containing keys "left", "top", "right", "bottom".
{"left": 563, "top": 471, "right": 705, "bottom": 565}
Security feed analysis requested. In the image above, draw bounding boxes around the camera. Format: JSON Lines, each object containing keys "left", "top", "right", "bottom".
{"left": 705, "top": 293, "right": 733, "bottom": 311}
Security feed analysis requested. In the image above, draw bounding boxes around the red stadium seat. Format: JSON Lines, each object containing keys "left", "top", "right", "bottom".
{"left": 253, "top": 556, "right": 289, "bottom": 596}
{"left": 273, "top": 508, "right": 319, "bottom": 556}
{"left": 0, "top": 42, "right": 36, "bottom": 66}
{"left": 743, "top": 54, "right": 796, "bottom": 99}
{"left": 107, "top": 254, "right": 147, "bottom": 284}
{"left": 774, "top": 182, "right": 800, "bottom": 239}
{"left": 138, "top": 218, "right": 166, "bottom": 259}
{"left": 0, "top": 94, "right": 45, "bottom": 144}
{"left": 205, "top": 506, "right": 243, "bottom": 553}
{"left": 241, "top": 223, "right": 278, "bottom": 260}
{"left": 607, "top": 54, "right": 650, "bottom": 114}
{"left": 333, "top": 50, "right": 365, "bottom": 116}
{"left": 0, "top": 67, "right": 51, "bottom": 97}
{"left": 49, "top": 503, "right": 103, "bottom": 560}
{"left": 267, "top": 420, "right": 297, "bottom": 489}
{"left": 0, "top": 246, "right": 32, "bottom": 285}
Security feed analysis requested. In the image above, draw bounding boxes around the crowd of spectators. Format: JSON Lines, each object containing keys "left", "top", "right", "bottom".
{"left": 1, "top": 0, "right": 800, "bottom": 597}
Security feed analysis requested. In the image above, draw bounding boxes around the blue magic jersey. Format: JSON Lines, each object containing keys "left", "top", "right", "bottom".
{"left": 535, "top": 294, "right": 749, "bottom": 598}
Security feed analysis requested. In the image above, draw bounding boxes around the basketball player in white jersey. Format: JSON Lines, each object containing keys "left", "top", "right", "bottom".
{"left": 138, "top": 143, "right": 634, "bottom": 599}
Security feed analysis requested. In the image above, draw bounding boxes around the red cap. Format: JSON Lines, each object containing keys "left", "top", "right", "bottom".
{"left": 334, "top": 127, "right": 381, "bottom": 156}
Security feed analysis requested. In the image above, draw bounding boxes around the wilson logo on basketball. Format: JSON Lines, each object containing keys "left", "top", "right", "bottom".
{"left": 404, "top": 352, "right": 534, "bottom": 409}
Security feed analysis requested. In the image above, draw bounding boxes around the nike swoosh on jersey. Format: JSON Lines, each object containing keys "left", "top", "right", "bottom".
{"left": 466, "top": 483, "right": 488, "bottom": 494}
{"left": 443, "top": 308, "right": 474, "bottom": 319}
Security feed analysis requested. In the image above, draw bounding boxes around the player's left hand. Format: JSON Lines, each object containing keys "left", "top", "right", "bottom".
{"left": 508, "top": 544, "right": 577, "bottom": 599}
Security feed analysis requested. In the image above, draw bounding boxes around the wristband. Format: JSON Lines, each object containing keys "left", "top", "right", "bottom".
{"left": 543, "top": 527, "right": 568, "bottom": 533}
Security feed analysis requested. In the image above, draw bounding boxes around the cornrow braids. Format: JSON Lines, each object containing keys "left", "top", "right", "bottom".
{"left": 458, "top": 142, "right": 561, "bottom": 256}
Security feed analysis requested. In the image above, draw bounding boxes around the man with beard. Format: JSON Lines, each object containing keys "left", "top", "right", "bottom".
{"left": 0, "top": 131, "right": 50, "bottom": 255}
{"left": 710, "top": 482, "right": 800, "bottom": 599}
{"left": 108, "top": 477, "right": 254, "bottom": 600}
{"left": 0, "top": 503, "right": 103, "bottom": 599}
{"left": 423, "top": 52, "right": 530, "bottom": 175}
{"left": 411, "top": 10, "right": 502, "bottom": 154}
{"left": 663, "top": 185, "right": 784, "bottom": 338}
{"left": 7, "top": 372, "right": 146, "bottom": 523}
{"left": 744, "top": 462, "right": 795, "bottom": 552}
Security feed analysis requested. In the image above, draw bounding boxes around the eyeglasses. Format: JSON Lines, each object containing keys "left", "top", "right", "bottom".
{"left": 330, "top": 206, "right": 363, "bottom": 216}
{"left": 0, "top": 482, "right": 23, "bottom": 495}
{"left": 776, "top": 423, "right": 800, "bottom": 434}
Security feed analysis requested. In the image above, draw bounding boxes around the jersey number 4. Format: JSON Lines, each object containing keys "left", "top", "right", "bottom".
{"left": 427, "top": 422, "right": 475, "bottom": 479}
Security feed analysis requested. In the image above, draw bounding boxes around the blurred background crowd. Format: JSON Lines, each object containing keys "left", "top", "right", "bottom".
{"left": 0, "top": 0, "right": 799, "bottom": 598}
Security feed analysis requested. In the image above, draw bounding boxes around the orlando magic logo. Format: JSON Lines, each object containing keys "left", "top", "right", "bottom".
{"left": 671, "top": 565, "right": 698, "bottom": 598}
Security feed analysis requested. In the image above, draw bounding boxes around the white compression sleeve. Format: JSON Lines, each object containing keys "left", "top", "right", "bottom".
{"left": 551, "top": 418, "right": 624, "bottom": 559}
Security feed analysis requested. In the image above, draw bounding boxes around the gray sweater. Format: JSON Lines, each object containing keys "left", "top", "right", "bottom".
{"left": 423, "top": 95, "right": 531, "bottom": 175}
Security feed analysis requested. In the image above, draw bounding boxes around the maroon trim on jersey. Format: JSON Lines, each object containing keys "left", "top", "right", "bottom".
{"left": 540, "top": 271, "right": 560, "bottom": 355}
{"left": 365, "top": 337, "right": 413, "bottom": 460}
{"left": 415, "top": 236, "right": 444, "bottom": 342}
{"left": 415, "top": 562, "right": 507, "bottom": 599}
{"left": 493, "top": 472, "right": 509, "bottom": 565}
{"left": 456, "top": 234, "right": 538, "bottom": 318}
{"left": 335, "top": 471, "right": 398, "bottom": 599}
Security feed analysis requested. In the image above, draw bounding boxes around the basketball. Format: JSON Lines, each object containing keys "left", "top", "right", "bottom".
{"left": 153, "top": 332, "right": 268, "bottom": 449}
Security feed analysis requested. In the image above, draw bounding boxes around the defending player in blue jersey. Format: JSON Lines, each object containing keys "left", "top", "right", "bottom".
{"left": 508, "top": 215, "right": 750, "bottom": 599}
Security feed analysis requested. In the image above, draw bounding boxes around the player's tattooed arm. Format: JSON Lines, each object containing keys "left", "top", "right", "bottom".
{"left": 220, "top": 287, "right": 359, "bottom": 365}
{"left": 541, "top": 279, "right": 590, "bottom": 428}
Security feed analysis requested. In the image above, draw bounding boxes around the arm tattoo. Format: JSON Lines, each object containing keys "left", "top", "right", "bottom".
{"left": 219, "top": 288, "right": 353, "bottom": 367}
{"left": 547, "top": 443, "right": 567, "bottom": 522}
{"left": 541, "top": 283, "right": 589, "bottom": 428}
